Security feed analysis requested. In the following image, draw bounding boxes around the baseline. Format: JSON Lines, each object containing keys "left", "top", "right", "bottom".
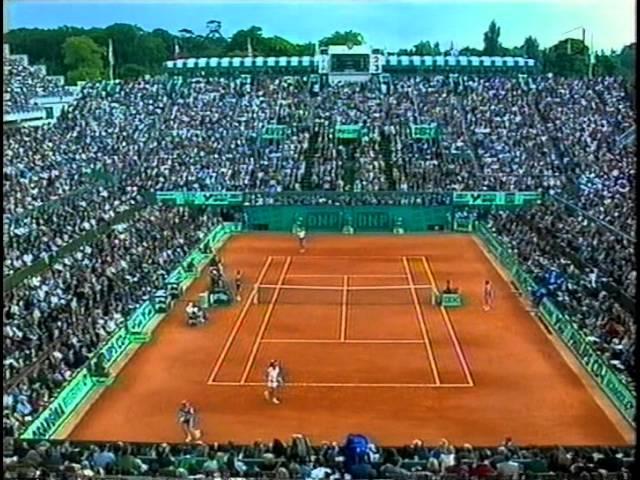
{"left": 260, "top": 339, "right": 424, "bottom": 344}
{"left": 286, "top": 274, "right": 407, "bottom": 278}
{"left": 208, "top": 382, "right": 473, "bottom": 388}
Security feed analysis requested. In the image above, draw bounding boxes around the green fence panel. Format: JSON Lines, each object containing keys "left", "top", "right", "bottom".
{"left": 453, "top": 191, "right": 542, "bottom": 206}
{"left": 335, "top": 125, "right": 363, "bottom": 139}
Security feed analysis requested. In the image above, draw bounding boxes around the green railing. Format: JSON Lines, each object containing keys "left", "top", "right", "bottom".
{"left": 20, "top": 223, "right": 240, "bottom": 440}
{"left": 475, "top": 223, "right": 635, "bottom": 426}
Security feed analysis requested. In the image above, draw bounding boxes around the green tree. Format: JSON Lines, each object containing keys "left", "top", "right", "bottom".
{"left": 67, "top": 66, "right": 103, "bottom": 84}
{"left": 62, "top": 35, "right": 104, "bottom": 69}
{"left": 135, "top": 34, "right": 169, "bottom": 73}
{"left": 522, "top": 35, "right": 541, "bottom": 61}
{"left": 412, "top": 41, "right": 434, "bottom": 55}
{"left": 483, "top": 20, "right": 502, "bottom": 56}
{"left": 120, "top": 63, "right": 148, "bottom": 80}
{"left": 227, "top": 26, "right": 263, "bottom": 55}
{"left": 593, "top": 51, "right": 619, "bottom": 76}
{"left": 262, "top": 36, "right": 299, "bottom": 56}
{"left": 104, "top": 23, "right": 145, "bottom": 73}
{"left": 459, "top": 46, "right": 483, "bottom": 56}
{"left": 151, "top": 28, "right": 176, "bottom": 58}
{"left": 319, "top": 30, "right": 365, "bottom": 47}
{"left": 543, "top": 38, "right": 589, "bottom": 77}
{"left": 432, "top": 42, "right": 441, "bottom": 56}
{"left": 617, "top": 43, "right": 635, "bottom": 80}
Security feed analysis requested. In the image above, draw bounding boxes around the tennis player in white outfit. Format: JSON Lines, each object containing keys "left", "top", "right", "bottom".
{"left": 297, "top": 228, "right": 306, "bottom": 253}
{"left": 264, "top": 360, "right": 284, "bottom": 404}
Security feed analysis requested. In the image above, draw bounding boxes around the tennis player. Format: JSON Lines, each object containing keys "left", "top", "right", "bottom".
{"left": 296, "top": 227, "right": 306, "bottom": 253}
{"left": 264, "top": 360, "right": 284, "bottom": 404}
{"left": 178, "top": 400, "right": 201, "bottom": 442}
{"left": 482, "top": 280, "right": 494, "bottom": 311}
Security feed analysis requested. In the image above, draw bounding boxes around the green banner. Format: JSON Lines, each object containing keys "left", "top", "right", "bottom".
{"left": 539, "top": 298, "right": 635, "bottom": 423}
{"left": 335, "top": 125, "right": 363, "bottom": 139}
{"left": 453, "top": 191, "right": 542, "bottom": 206}
{"left": 476, "top": 223, "right": 635, "bottom": 425}
{"left": 411, "top": 124, "right": 439, "bottom": 140}
{"left": 453, "top": 217, "right": 474, "bottom": 232}
{"left": 262, "top": 125, "right": 288, "bottom": 139}
{"left": 127, "top": 301, "right": 158, "bottom": 335}
{"left": 155, "top": 192, "right": 244, "bottom": 206}
{"left": 21, "top": 369, "right": 97, "bottom": 439}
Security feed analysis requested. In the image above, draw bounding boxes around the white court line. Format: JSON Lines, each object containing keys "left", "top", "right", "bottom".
{"left": 260, "top": 339, "right": 424, "bottom": 344}
{"left": 255, "top": 284, "right": 432, "bottom": 290}
{"left": 208, "top": 382, "right": 474, "bottom": 388}
{"left": 296, "top": 256, "right": 403, "bottom": 259}
{"left": 286, "top": 274, "right": 407, "bottom": 278}
{"left": 401, "top": 257, "right": 441, "bottom": 386}
{"left": 340, "top": 275, "right": 348, "bottom": 341}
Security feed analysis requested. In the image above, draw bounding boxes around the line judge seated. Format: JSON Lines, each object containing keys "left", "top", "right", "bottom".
{"left": 185, "top": 301, "right": 206, "bottom": 327}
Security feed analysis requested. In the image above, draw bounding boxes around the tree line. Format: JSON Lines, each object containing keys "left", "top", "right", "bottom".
{"left": 2, "top": 20, "right": 635, "bottom": 83}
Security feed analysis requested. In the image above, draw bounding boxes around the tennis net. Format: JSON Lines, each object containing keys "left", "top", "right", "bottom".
{"left": 253, "top": 284, "right": 435, "bottom": 305}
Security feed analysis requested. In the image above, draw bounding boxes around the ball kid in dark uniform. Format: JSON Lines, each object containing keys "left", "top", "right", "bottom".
{"left": 234, "top": 269, "right": 242, "bottom": 301}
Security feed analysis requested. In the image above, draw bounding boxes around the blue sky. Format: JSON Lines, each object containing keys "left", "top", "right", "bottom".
{"left": 6, "top": 0, "right": 636, "bottom": 52}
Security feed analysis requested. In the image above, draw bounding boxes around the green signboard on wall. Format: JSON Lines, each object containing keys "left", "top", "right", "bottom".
{"left": 453, "top": 191, "right": 542, "bottom": 206}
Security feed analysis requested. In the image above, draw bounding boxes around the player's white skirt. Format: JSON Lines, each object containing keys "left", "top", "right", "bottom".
{"left": 267, "top": 380, "right": 279, "bottom": 389}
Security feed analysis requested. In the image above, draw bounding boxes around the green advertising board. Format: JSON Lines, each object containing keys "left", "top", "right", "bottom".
{"left": 155, "top": 192, "right": 244, "bottom": 206}
{"left": 410, "top": 124, "right": 439, "bottom": 140}
{"left": 335, "top": 125, "right": 363, "bottom": 139}
{"left": 476, "top": 223, "right": 635, "bottom": 425}
{"left": 453, "top": 191, "right": 542, "bottom": 206}
{"left": 262, "top": 125, "right": 288, "bottom": 140}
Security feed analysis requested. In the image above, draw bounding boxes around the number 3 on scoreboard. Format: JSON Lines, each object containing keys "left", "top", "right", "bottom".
{"left": 371, "top": 55, "right": 381, "bottom": 74}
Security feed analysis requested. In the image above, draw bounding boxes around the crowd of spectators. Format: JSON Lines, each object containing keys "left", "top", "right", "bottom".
{"left": 2, "top": 66, "right": 635, "bottom": 442}
{"left": 3, "top": 206, "right": 221, "bottom": 436}
{"left": 2, "top": 436, "right": 635, "bottom": 479}
{"left": 532, "top": 76, "right": 635, "bottom": 235}
{"left": 3, "top": 48, "right": 73, "bottom": 114}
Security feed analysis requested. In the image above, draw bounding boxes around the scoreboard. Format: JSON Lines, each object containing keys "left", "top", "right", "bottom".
{"left": 330, "top": 54, "right": 370, "bottom": 73}
{"left": 319, "top": 45, "right": 384, "bottom": 82}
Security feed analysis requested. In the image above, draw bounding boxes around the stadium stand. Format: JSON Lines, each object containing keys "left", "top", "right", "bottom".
{"left": 2, "top": 436, "right": 635, "bottom": 479}
{"left": 2, "top": 43, "right": 635, "bottom": 476}
{"left": 3, "top": 47, "right": 73, "bottom": 114}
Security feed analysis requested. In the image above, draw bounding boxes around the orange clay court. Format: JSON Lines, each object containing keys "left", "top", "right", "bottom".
{"left": 68, "top": 234, "right": 633, "bottom": 446}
